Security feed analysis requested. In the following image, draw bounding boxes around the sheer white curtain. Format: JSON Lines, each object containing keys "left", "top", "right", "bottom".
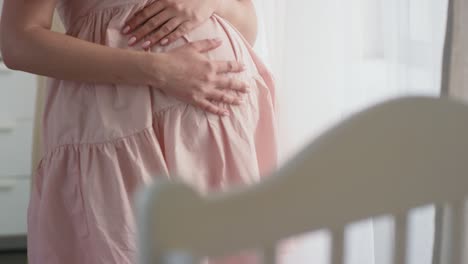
{"left": 253, "top": 0, "right": 449, "bottom": 263}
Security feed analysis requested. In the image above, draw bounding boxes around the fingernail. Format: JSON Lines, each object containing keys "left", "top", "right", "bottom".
{"left": 160, "top": 38, "right": 169, "bottom": 45}
{"left": 122, "top": 25, "right": 131, "bottom": 34}
{"left": 142, "top": 40, "right": 151, "bottom": 48}
{"left": 128, "top": 36, "right": 137, "bottom": 46}
{"left": 223, "top": 111, "right": 230, "bottom": 116}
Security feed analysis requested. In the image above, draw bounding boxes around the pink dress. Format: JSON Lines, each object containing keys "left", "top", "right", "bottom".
{"left": 27, "top": 0, "right": 278, "bottom": 263}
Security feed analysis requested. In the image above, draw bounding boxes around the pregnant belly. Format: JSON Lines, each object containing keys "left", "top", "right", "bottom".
{"left": 145, "top": 15, "right": 256, "bottom": 112}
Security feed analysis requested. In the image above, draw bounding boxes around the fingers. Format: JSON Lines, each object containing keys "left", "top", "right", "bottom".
{"left": 214, "top": 61, "right": 246, "bottom": 74}
{"left": 188, "top": 38, "right": 223, "bottom": 53}
{"left": 195, "top": 98, "right": 230, "bottom": 116}
{"left": 128, "top": 10, "right": 174, "bottom": 46}
{"left": 194, "top": 87, "right": 248, "bottom": 116}
{"left": 207, "top": 90, "right": 244, "bottom": 105}
{"left": 143, "top": 17, "right": 186, "bottom": 48}
{"left": 123, "top": 1, "right": 165, "bottom": 34}
{"left": 159, "top": 21, "right": 196, "bottom": 46}
{"left": 215, "top": 77, "right": 250, "bottom": 93}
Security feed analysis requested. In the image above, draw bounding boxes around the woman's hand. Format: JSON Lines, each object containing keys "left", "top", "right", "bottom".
{"left": 149, "top": 38, "right": 249, "bottom": 116}
{"left": 122, "top": 0, "right": 220, "bottom": 49}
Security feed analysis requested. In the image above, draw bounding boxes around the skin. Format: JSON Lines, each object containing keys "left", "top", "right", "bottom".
{"left": 122, "top": 0, "right": 258, "bottom": 48}
{"left": 0, "top": 0, "right": 254, "bottom": 116}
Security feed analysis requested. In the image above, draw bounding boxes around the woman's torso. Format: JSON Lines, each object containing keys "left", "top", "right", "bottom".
{"left": 42, "top": 0, "right": 265, "bottom": 154}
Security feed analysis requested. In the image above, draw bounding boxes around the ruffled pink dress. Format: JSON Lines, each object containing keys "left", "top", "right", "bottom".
{"left": 27, "top": 0, "right": 278, "bottom": 263}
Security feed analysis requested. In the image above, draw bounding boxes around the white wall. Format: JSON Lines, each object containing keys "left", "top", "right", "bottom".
{"left": 0, "top": 0, "right": 38, "bottom": 240}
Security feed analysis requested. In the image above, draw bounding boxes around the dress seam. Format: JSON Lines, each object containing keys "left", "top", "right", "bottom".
{"left": 39, "top": 103, "right": 185, "bottom": 162}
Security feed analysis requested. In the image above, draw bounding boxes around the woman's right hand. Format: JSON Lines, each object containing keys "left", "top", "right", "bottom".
{"left": 150, "top": 38, "right": 249, "bottom": 116}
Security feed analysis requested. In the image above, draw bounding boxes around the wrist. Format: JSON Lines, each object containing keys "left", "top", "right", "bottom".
{"left": 139, "top": 52, "right": 168, "bottom": 87}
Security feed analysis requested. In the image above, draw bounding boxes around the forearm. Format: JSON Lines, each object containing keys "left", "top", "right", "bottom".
{"left": 216, "top": 0, "right": 258, "bottom": 46}
{"left": 1, "top": 26, "right": 156, "bottom": 86}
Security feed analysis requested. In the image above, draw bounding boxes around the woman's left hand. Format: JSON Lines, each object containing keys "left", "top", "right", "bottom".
{"left": 122, "top": 0, "right": 221, "bottom": 49}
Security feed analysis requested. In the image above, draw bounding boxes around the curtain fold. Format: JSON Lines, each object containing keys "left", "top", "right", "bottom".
{"left": 440, "top": 0, "right": 454, "bottom": 98}
{"left": 441, "top": 0, "right": 468, "bottom": 101}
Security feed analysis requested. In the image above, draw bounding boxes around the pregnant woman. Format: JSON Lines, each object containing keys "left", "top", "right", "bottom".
{"left": 0, "top": 0, "right": 277, "bottom": 263}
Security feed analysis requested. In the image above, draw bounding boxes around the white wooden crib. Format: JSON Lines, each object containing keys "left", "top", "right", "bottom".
{"left": 135, "top": 97, "right": 468, "bottom": 264}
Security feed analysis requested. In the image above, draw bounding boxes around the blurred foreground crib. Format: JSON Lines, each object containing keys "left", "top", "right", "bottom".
{"left": 136, "top": 97, "right": 468, "bottom": 264}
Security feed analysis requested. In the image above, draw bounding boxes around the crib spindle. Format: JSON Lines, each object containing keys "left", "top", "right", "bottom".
{"left": 451, "top": 200, "right": 465, "bottom": 264}
{"left": 330, "top": 228, "right": 345, "bottom": 264}
{"left": 437, "top": 201, "right": 466, "bottom": 264}
{"left": 262, "top": 243, "right": 277, "bottom": 264}
{"left": 393, "top": 213, "right": 408, "bottom": 264}
{"left": 163, "top": 251, "right": 195, "bottom": 264}
{"left": 432, "top": 205, "right": 444, "bottom": 264}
